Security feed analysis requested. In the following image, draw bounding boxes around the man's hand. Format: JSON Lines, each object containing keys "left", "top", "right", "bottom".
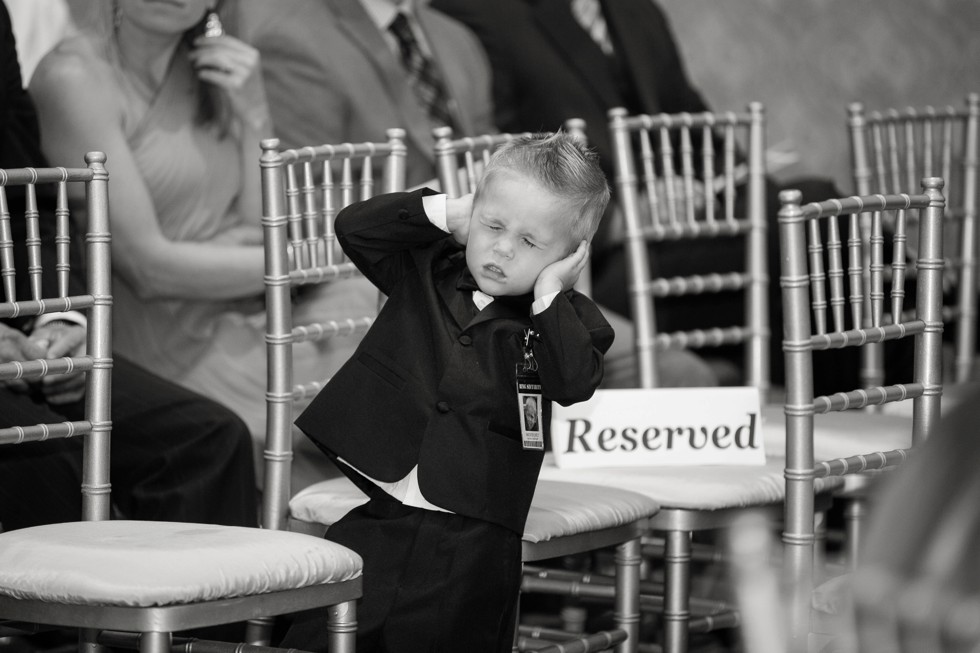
{"left": 28, "top": 322, "right": 87, "bottom": 405}
{"left": 0, "top": 323, "right": 46, "bottom": 393}
{"left": 534, "top": 240, "right": 590, "bottom": 299}
{"left": 445, "top": 193, "right": 474, "bottom": 246}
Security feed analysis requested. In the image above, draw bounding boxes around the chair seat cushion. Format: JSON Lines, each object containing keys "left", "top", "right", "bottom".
{"left": 0, "top": 521, "right": 361, "bottom": 607}
{"left": 537, "top": 453, "right": 843, "bottom": 510}
{"left": 290, "top": 477, "right": 369, "bottom": 528}
{"left": 290, "top": 477, "right": 660, "bottom": 544}
{"left": 760, "top": 405, "right": 911, "bottom": 460}
{"left": 522, "top": 480, "right": 660, "bottom": 543}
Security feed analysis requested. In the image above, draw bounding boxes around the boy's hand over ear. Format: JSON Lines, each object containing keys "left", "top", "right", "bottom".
{"left": 534, "top": 240, "right": 589, "bottom": 299}
{"left": 445, "top": 194, "right": 474, "bottom": 246}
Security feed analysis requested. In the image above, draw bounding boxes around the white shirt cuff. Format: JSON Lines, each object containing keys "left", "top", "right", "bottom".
{"left": 33, "top": 310, "right": 87, "bottom": 330}
{"left": 422, "top": 193, "right": 449, "bottom": 232}
{"left": 531, "top": 291, "right": 559, "bottom": 315}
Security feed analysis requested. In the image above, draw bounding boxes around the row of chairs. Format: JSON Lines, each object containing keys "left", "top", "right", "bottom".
{"left": 0, "top": 92, "right": 976, "bottom": 653}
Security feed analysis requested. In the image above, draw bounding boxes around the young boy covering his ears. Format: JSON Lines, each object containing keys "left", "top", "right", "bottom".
{"left": 288, "top": 132, "right": 614, "bottom": 652}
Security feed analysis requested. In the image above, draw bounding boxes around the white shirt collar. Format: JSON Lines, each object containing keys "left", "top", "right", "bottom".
{"left": 472, "top": 290, "right": 494, "bottom": 311}
{"left": 359, "top": 0, "right": 415, "bottom": 31}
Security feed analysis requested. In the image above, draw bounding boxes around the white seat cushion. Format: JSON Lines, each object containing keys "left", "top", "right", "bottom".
{"left": 523, "top": 481, "right": 659, "bottom": 543}
{"left": 539, "top": 446, "right": 844, "bottom": 510}
{"left": 760, "top": 404, "right": 911, "bottom": 460}
{"left": 290, "top": 477, "right": 660, "bottom": 544}
{"left": 290, "top": 477, "right": 369, "bottom": 527}
{"left": 0, "top": 521, "right": 361, "bottom": 607}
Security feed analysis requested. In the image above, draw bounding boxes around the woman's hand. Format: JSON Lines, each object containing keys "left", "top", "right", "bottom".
{"left": 189, "top": 34, "right": 270, "bottom": 131}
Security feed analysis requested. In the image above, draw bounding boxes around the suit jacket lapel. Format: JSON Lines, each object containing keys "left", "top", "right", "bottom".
{"left": 330, "top": 0, "right": 436, "bottom": 158}
{"left": 530, "top": 0, "right": 622, "bottom": 111}
{"left": 435, "top": 264, "right": 477, "bottom": 330}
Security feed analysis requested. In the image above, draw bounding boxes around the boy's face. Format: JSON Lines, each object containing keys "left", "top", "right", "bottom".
{"left": 466, "top": 171, "right": 576, "bottom": 297}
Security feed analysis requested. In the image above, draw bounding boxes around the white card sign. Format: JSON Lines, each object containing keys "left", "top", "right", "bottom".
{"left": 551, "top": 387, "right": 765, "bottom": 468}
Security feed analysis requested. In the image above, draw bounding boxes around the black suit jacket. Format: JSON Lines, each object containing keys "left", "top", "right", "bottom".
{"left": 296, "top": 189, "right": 614, "bottom": 533}
{"left": 431, "top": 0, "right": 710, "bottom": 177}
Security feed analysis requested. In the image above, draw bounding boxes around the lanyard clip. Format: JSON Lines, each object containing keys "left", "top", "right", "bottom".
{"left": 521, "top": 328, "right": 539, "bottom": 373}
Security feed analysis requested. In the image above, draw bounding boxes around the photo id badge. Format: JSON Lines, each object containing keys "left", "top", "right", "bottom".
{"left": 516, "top": 364, "right": 544, "bottom": 450}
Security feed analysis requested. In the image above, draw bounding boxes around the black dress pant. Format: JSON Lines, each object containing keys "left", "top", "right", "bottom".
{"left": 0, "top": 354, "right": 257, "bottom": 530}
{"left": 280, "top": 496, "right": 523, "bottom": 653}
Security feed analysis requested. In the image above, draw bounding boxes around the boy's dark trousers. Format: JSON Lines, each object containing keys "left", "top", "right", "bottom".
{"left": 279, "top": 494, "right": 523, "bottom": 653}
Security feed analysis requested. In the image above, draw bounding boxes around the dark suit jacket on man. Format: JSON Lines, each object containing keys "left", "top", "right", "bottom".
{"left": 296, "top": 189, "right": 614, "bottom": 533}
{"left": 238, "top": 0, "right": 496, "bottom": 187}
{"left": 431, "top": 0, "right": 710, "bottom": 180}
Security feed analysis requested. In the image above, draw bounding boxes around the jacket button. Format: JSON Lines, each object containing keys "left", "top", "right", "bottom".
{"left": 459, "top": 335, "right": 472, "bottom": 346}
{"left": 436, "top": 401, "right": 451, "bottom": 413}
{"left": 397, "top": 208, "right": 410, "bottom": 220}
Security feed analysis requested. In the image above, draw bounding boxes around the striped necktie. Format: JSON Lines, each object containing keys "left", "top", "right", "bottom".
{"left": 570, "top": 0, "right": 614, "bottom": 56}
{"left": 389, "top": 11, "right": 457, "bottom": 130}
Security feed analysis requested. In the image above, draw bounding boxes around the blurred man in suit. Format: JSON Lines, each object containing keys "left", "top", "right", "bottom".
{"left": 237, "top": 0, "right": 496, "bottom": 188}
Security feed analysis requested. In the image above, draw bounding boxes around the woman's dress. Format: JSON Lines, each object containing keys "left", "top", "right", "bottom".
{"left": 113, "top": 47, "right": 369, "bottom": 490}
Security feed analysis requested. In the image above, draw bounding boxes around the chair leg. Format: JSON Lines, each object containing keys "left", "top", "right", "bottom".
{"left": 843, "top": 497, "right": 867, "bottom": 570}
{"left": 137, "top": 632, "right": 170, "bottom": 653}
{"left": 327, "top": 600, "right": 357, "bottom": 653}
{"left": 244, "top": 616, "right": 275, "bottom": 645}
{"left": 662, "top": 530, "right": 691, "bottom": 653}
{"left": 512, "top": 585, "right": 522, "bottom": 653}
{"left": 813, "top": 510, "right": 828, "bottom": 585}
{"left": 80, "top": 628, "right": 105, "bottom": 653}
{"left": 615, "top": 537, "right": 642, "bottom": 653}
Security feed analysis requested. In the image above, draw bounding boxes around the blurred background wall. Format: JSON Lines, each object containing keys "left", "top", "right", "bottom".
{"left": 658, "top": 0, "right": 980, "bottom": 193}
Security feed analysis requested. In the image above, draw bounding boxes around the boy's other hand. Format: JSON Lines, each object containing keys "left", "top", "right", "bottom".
{"left": 445, "top": 194, "right": 474, "bottom": 246}
{"left": 535, "top": 240, "right": 589, "bottom": 299}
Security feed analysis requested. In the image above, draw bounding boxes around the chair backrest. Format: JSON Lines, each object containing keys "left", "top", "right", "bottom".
{"left": 433, "top": 126, "right": 533, "bottom": 198}
{"left": 432, "top": 119, "right": 593, "bottom": 295}
{"left": 848, "top": 95, "right": 979, "bottom": 384}
{"left": 607, "top": 104, "right": 769, "bottom": 389}
{"left": 0, "top": 153, "right": 112, "bottom": 523}
{"left": 778, "top": 178, "right": 946, "bottom": 644}
{"left": 259, "top": 130, "right": 407, "bottom": 531}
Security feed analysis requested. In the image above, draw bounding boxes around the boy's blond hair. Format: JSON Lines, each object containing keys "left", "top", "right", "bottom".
{"left": 476, "top": 131, "right": 610, "bottom": 247}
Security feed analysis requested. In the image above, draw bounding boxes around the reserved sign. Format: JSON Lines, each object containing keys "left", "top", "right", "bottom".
{"left": 551, "top": 387, "right": 765, "bottom": 468}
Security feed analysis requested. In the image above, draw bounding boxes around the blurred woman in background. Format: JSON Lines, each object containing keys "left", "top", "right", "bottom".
{"left": 29, "top": 0, "right": 361, "bottom": 490}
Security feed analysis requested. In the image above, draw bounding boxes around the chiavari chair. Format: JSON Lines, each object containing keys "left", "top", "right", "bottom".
{"left": 608, "top": 103, "right": 770, "bottom": 390}
{"left": 778, "top": 179, "right": 946, "bottom": 651}
{"left": 536, "top": 105, "right": 774, "bottom": 653}
{"left": 0, "top": 153, "right": 363, "bottom": 653}
{"left": 259, "top": 129, "right": 407, "bottom": 537}
{"left": 535, "top": 105, "right": 861, "bottom": 653}
{"left": 848, "top": 94, "right": 979, "bottom": 385}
